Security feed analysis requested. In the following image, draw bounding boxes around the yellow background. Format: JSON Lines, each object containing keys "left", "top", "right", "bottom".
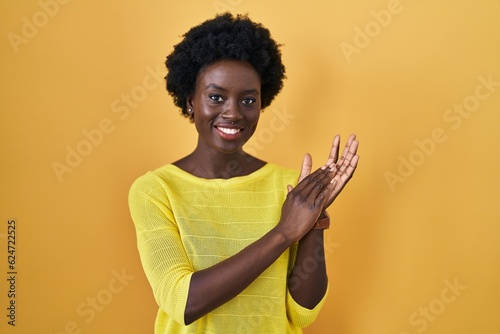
{"left": 1, "top": 0, "right": 499, "bottom": 333}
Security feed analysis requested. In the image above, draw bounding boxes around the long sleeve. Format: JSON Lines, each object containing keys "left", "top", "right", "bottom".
{"left": 128, "top": 163, "right": 327, "bottom": 333}
{"left": 128, "top": 174, "right": 193, "bottom": 325}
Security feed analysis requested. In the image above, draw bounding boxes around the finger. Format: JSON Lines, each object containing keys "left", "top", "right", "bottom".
{"left": 292, "top": 166, "right": 327, "bottom": 193}
{"left": 314, "top": 177, "right": 337, "bottom": 209}
{"left": 325, "top": 135, "right": 340, "bottom": 166}
{"left": 336, "top": 138, "right": 359, "bottom": 175}
{"left": 335, "top": 134, "right": 356, "bottom": 166}
{"left": 296, "top": 167, "right": 335, "bottom": 200}
{"left": 287, "top": 184, "right": 293, "bottom": 193}
{"left": 339, "top": 154, "right": 359, "bottom": 183}
{"left": 335, "top": 154, "right": 359, "bottom": 187}
{"left": 298, "top": 153, "right": 312, "bottom": 183}
{"left": 338, "top": 140, "right": 358, "bottom": 173}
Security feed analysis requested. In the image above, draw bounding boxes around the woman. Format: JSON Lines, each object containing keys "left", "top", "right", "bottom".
{"left": 129, "top": 13, "right": 359, "bottom": 333}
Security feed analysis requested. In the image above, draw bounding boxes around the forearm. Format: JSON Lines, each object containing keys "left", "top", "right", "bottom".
{"left": 185, "top": 166, "right": 338, "bottom": 323}
{"left": 288, "top": 229, "right": 328, "bottom": 309}
{"left": 184, "top": 227, "right": 291, "bottom": 325}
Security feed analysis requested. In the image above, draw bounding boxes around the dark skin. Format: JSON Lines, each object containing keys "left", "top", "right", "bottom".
{"left": 174, "top": 60, "right": 359, "bottom": 325}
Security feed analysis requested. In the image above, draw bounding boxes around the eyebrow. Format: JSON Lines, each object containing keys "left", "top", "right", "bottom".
{"left": 205, "top": 83, "right": 260, "bottom": 95}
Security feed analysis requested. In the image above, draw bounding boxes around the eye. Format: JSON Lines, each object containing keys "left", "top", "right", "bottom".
{"left": 242, "top": 97, "right": 256, "bottom": 105}
{"left": 209, "top": 94, "right": 224, "bottom": 102}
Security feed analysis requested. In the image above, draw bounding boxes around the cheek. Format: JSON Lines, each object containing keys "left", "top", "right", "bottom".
{"left": 193, "top": 116, "right": 208, "bottom": 135}
{"left": 247, "top": 113, "right": 261, "bottom": 136}
{"left": 193, "top": 105, "right": 215, "bottom": 129}
{"left": 253, "top": 110, "right": 261, "bottom": 124}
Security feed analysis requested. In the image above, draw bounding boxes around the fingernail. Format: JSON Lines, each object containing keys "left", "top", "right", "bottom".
{"left": 321, "top": 165, "right": 327, "bottom": 170}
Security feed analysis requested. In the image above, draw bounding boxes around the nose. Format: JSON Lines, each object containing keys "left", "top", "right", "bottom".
{"left": 221, "top": 100, "right": 243, "bottom": 122}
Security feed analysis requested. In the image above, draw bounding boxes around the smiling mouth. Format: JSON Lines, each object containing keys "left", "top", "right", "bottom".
{"left": 216, "top": 127, "right": 242, "bottom": 134}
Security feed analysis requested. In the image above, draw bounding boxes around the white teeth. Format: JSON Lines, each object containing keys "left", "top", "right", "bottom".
{"left": 217, "top": 127, "right": 240, "bottom": 134}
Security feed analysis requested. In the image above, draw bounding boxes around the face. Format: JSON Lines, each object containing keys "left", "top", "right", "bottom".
{"left": 188, "top": 59, "right": 262, "bottom": 155}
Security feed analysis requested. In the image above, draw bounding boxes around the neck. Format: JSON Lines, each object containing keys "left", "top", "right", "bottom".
{"left": 194, "top": 147, "right": 249, "bottom": 179}
{"left": 176, "top": 144, "right": 263, "bottom": 179}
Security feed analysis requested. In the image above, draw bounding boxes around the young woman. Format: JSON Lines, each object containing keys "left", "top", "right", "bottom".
{"left": 129, "top": 13, "right": 359, "bottom": 333}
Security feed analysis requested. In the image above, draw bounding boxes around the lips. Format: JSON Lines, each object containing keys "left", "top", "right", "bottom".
{"left": 214, "top": 124, "right": 244, "bottom": 140}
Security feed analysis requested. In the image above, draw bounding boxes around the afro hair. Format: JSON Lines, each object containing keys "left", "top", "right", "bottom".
{"left": 165, "top": 13, "right": 286, "bottom": 121}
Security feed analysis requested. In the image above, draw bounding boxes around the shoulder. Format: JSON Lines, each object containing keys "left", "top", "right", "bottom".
{"left": 268, "top": 163, "right": 298, "bottom": 176}
{"left": 264, "top": 163, "right": 299, "bottom": 185}
{"left": 129, "top": 164, "right": 179, "bottom": 195}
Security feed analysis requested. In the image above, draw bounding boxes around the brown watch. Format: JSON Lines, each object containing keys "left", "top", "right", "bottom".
{"left": 313, "top": 212, "right": 330, "bottom": 230}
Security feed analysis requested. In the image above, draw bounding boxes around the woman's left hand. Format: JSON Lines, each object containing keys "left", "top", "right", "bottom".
{"left": 294, "top": 134, "right": 359, "bottom": 211}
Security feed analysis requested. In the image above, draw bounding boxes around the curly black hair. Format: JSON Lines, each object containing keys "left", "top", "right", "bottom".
{"left": 165, "top": 13, "right": 286, "bottom": 121}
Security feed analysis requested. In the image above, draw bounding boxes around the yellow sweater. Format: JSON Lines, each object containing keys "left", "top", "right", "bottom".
{"left": 128, "top": 163, "right": 328, "bottom": 333}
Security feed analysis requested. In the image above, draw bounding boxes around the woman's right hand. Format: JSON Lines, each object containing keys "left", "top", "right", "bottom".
{"left": 276, "top": 166, "right": 337, "bottom": 242}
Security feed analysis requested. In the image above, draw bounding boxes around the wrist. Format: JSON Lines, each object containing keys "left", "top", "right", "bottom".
{"left": 271, "top": 221, "right": 298, "bottom": 246}
{"left": 313, "top": 211, "right": 330, "bottom": 230}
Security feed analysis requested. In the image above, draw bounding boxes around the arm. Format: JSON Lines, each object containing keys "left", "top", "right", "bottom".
{"left": 288, "top": 229, "right": 328, "bottom": 309}
{"left": 185, "top": 166, "right": 338, "bottom": 324}
{"left": 288, "top": 135, "right": 359, "bottom": 309}
{"left": 130, "top": 167, "right": 337, "bottom": 326}
{"left": 130, "top": 136, "right": 358, "bottom": 326}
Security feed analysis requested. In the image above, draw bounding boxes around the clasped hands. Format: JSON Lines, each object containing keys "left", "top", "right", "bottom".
{"left": 279, "top": 134, "right": 359, "bottom": 241}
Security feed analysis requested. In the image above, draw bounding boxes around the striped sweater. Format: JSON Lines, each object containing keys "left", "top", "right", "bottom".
{"left": 128, "top": 163, "right": 327, "bottom": 333}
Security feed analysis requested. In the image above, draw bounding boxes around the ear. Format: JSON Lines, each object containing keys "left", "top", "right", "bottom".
{"left": 186, "top": 95, "right": 194, "bottom": 112}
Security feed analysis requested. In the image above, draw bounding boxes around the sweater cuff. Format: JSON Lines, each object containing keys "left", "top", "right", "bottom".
{"left": 286, "top": 283, "right": 329, "bottom": 328}
{"left": 175, "top": 273, "right": 193, "bottom": 326}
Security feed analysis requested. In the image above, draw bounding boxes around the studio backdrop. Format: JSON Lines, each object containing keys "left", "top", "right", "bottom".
{"left": 1, "top": 1, "right": 499, "bottom": 333}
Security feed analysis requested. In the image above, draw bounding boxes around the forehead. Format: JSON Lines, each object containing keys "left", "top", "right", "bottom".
{"left": 196, "top": 60, "right": 261, "bottom": 91}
